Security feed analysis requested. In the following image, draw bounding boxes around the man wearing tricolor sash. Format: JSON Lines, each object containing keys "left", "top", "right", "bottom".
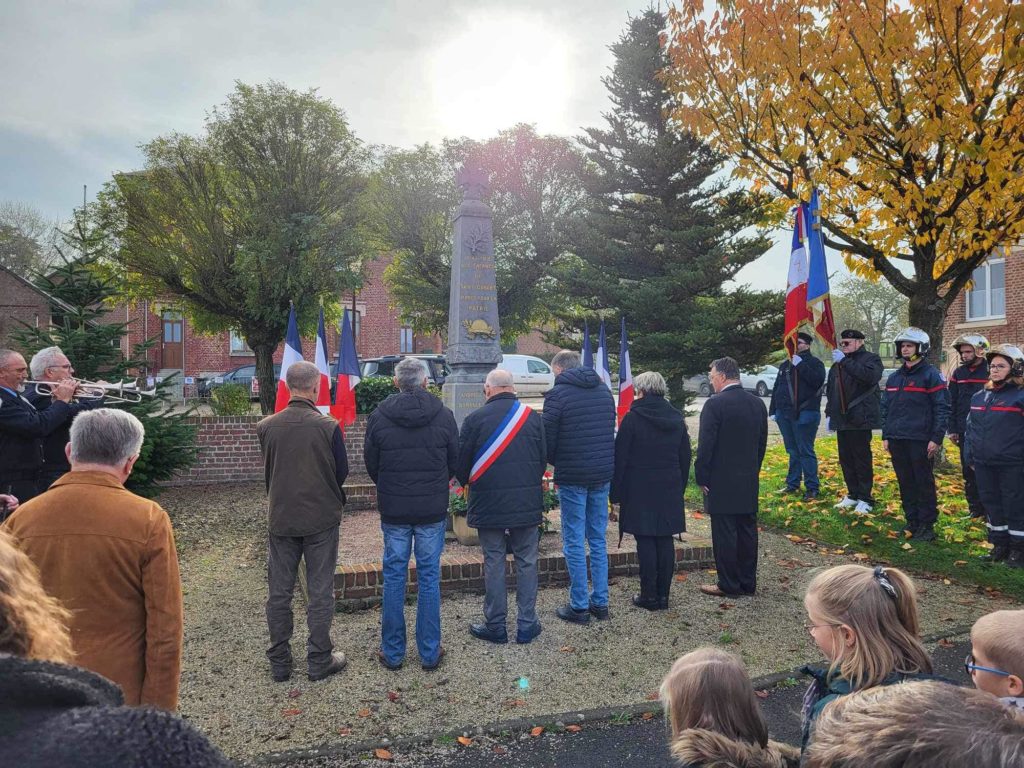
{"left": 455, "top": 369, "right": 546, "bottom": 645}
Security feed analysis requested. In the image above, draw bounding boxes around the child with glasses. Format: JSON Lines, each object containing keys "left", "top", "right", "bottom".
{"left": 969, "top": 610, "right": 1024, "bottom": 710}
{"left": 799, "top": 564, "right": 939, "bottom": 753}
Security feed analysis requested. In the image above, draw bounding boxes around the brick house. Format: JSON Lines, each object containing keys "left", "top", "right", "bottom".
{"left": 0, "top": 265, "right": 79, "bottom": 347}
{"left": 941, "top": 243, "right": 1020, "bottom": 370}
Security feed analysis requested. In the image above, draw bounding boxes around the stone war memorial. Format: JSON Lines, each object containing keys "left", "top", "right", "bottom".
{"left": 442, "top": 165, "right": 503, "bottom": 428}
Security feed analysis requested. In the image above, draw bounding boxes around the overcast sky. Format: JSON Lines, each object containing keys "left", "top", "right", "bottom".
{"left": 0, "top": 0, "right": 803, "bottom": 288}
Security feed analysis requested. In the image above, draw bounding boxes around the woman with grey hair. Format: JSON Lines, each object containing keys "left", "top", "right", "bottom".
{"left": 610, "top": 371, "right": 691, "bottom": 610}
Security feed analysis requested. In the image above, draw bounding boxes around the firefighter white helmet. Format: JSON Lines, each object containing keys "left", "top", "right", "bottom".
{"left": 893, "top": 327, "right": 930, "bottom": 360}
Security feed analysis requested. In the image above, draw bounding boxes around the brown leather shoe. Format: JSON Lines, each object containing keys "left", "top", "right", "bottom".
{"left": 422, "top": 646, "right": 445, "bottom": 671}
{"left": 699, "top": 584, "right": 729, "bottom": 597}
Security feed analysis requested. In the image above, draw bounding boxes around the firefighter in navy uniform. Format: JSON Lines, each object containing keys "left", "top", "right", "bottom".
{"left": 0, "top": 349, "right": 77, "bottom": 516}
{"left": 881, "top": 328, "right": 950, "bottom": 542}
{"left": 964, "top": 344, "right": 1024, "bottom": 569}
{"left": 947, "top": 335, "right": 990, "bottom": 519}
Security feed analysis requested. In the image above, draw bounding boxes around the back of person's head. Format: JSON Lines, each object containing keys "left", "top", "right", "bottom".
{"left": 804, "top": 680, "right": 1024, "bottom": 768}
{"left": 0, "top": 530, "right": 73, "bottom": 664}
{"left": 634, "top": 371, "right": 667, "bottom": 397}
{"left": 971, "top": 610, "right": 1024, "bottom": 682}
{"left": 69, "top": 408, "right": 145, "bottom": 468}
{"left": 486, "top": 368, "right": 514, "bottom": 388}
{"left": 711, "top": 356, "right": 740, "bottom": 380}
{"left": 551, "top": 349, "right": 581, "bottom": 372}
{"left": 805, "top": 565, "right": 931, "bottom": 689}
{"left": 285, "top": 360, "right": 320, "bottom": 393}
{"left": 659, "top": 647, "right": 769, "bottom": 749}
{"left": 394, "top": 357, "right": 428, "bottom": 392}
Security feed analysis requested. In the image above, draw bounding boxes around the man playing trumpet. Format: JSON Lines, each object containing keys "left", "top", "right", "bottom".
{"left": 25, "top": 346, "right": 106, "bottom": 492}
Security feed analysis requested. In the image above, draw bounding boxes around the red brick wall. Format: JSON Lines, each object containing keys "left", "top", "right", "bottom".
{"left": 0, "top": 270, "right": 51, "bottom": 349}
{"left": 515, "top": 329, "right": 561, "bottom": 359}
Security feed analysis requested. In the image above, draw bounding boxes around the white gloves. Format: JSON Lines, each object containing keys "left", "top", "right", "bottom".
{"left": 826, "top": 417, "right": 834, "bottom": 433}
{"left": 791, "top": 355, "right": 802, "bottom": 366}
{"left": 770, "top": 414, "right": 777, "bottom": 422}
{"left": 831, "top": 349, "right": 845, "bottom": 363}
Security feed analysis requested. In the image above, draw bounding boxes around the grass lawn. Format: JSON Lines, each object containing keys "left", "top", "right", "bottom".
{"left": 686, "top": 436, "right": 1024, "bottom": 600}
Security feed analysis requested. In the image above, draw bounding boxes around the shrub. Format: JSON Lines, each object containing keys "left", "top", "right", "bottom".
{"left": 355, "top": 377, "right": 399, "bottom": 414}
{"left": 209, "top": 383, "right": 252, "bottom": 416}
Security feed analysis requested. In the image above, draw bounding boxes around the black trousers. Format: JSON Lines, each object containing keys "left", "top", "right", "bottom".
{"left": 635, "top": 535, "right": 675, "bottom": 600}
{"left": 710, "top": 514, "right": 757, "bottom": 595}
{"left": 888, "top": 439, "right": 937, "bottom": 528}
{"left": 959, "top": 445, "right": 984, "bottom": 516}
{"left": 837, "top": 430, "right": 874, "bottom": 503}
{"left": 974, "top": 464, "right": 1024, "bottom": 551}
{"left": 0, "top": 476, "right": 41, "bottom": 521}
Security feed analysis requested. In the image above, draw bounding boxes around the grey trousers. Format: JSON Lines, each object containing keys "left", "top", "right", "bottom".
{"left": 266, "top": 524, "right": 339, "bottom": 673}
{"left": 479, "top": 526, "right": 539, "bottom": 633}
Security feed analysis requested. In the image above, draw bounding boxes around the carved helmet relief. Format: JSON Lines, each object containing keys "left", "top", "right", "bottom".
{"left": 462, "top": 318, "right": 496, "bottom": 340}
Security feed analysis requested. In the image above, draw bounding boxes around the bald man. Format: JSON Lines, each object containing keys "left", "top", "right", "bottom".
{"left": 455, "top": 369, "right": 547, "bottom": 645}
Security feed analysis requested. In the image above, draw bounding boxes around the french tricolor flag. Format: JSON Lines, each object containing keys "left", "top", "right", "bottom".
{"left": 596, "top": 320, "right": 612, "bottom": 390}
{"left": 314, "top": 308, "right": 332, "bottom": 414}
{"left": 274, "top": 305, "right": 303, "bottom": 413}
{"left": 617, "top": 316, "right": 633, "bottom": 425}
{"left": 331, "top": 309, "right": 360, "bottom": 428}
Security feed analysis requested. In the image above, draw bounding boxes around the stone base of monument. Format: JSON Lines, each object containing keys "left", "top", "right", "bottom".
{"left": 451, "top": 513, "right": 479, "bottom": 546}
{"left": 441, "top": 379, "right": 488, "bottom": 425}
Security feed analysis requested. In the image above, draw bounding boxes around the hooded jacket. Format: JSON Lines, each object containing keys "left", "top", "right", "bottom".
{"left": 669, "top": 728, "right": 800, "bottom": 768}
{"left": 611, "top": 394, "right": 691, "bottom": 539}
{"left": 542, "top": 366, "right": 615, "bottom": 487}
{"left": 0, "top": 654, "right": 230, "bottom": 768}
{"left": 963, "top": 382, "right": 1024, "bottom": 466}
{"left": 364, "top": 387, "right": 459, "bottom": 525}
{"left": 881, "top": 361, "right": 950, "bottom": 443}
{"left": 948, "top": 358, "right": 990, "bottom": 436}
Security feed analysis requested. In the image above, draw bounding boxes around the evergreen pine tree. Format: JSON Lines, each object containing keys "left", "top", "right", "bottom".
{"left": 557, "top": 9, "right": 782, "bottom": 394}
{"left": 11, "top": 211, "right": 196, "bottom": 498}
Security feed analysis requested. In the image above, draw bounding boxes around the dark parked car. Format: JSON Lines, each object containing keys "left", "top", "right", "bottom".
{"left": 360, "top": 355, "right": 450, "bottom": 386}
{"left": 198, "top": 364, "right": 281, "bottom": 400}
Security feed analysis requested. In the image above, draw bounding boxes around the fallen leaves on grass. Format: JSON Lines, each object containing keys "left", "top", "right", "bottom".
{"left": 645, "top": 691, "right": 659, "bottom": 701}
{"left": 559, "top": 646, "right": 576, "bottom": 653}
{"left": 642, "top": 712, "right": 655, "bottom": 721}
{"left": 566, "top": 725, "right": 583, "bottom": 733}
{"left": 938, "top": 638, "right": 954, "bottom": 648}
{"left": 374, "top": 748, "right": 393, "bottom": 760}
{"left": 530, "top": 726, "right": 544, "bottom": 737}
{"left": 287, "top": 688, "right": 301, "bottom": 699}
{"left": 755, "top": 689, "right": 769, "bottom": 699}
{"left": 281, "top": 708, "right": 302, "bottom": 717}
{"left": 357, "top": 708, "right": 372, "bottom": 718}
{"left": 337, "top": 727, "right": 352, "bottom": 736}
{"left": 675, "top": 572, "right": 688, "bottom": 582}
{"left": 457, "top": 737, "right": 473, "bottom": 746}
{"left": 386, "top": 691, "right": 400, "bottom": 703}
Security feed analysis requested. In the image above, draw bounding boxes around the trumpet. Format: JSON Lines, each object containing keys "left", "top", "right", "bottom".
{"left": 26, "top": 378, "right": 157, "bottom": 404}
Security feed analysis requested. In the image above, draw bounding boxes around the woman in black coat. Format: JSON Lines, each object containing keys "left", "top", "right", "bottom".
{"left": 611, "top": 371, "right": 692, "bottom": 610}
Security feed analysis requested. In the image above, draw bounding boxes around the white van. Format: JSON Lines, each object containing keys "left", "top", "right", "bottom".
{"left": 498, "top": 354, "right": 555, "bottom": 395}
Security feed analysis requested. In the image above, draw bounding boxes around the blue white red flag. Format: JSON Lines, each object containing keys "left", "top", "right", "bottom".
{"left": 331, "top": 309, "right": 361, "bottom": 427}
{"left": 806, "top": 188, "right": 837, "bottom": 349}
{"left": 617, "top": 316, "right": 633, "bottom": 425}
{"left": 275, "top": 305, "right": 303, "bottom": 412}
{"left": 597, "top": 321, "right": 612, "bottom": 389}
{"left": 314, "top": 308, "right": 332, "bottom": 414}
{"left": 783, "top": 203, "right": 812, "bottom": 358}
{"left": 582, "top": 321, "right": 593, "bottom": 369}
{"left": 469, "top": 399, "right": 533, "bottom": 483}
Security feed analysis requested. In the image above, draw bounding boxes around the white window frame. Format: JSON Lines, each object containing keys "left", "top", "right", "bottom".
{"left": 399, "top": 325, "right": 414, "bottom": 354}
{"left": 229, "top": 329, "right": 252, "bottom": 355}
{"left": 966, "top": 257, "right": 1006, "bottom": 322}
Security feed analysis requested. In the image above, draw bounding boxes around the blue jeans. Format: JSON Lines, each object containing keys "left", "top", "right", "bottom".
{"left": 776, "top": 410, "right": 820, "bottom": 492}
{"left": 558, "top": 483, "right": 610, "bottom": 611}
{"left": 380, "top": 520, "right": 445, "bottom": 666}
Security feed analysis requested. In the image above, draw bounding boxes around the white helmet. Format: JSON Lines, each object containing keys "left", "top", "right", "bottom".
{"left": 893, "top": 327, "right": 930, "bottom": 360}
{"left": 986, "top": 344, "right": 1024, "bottom": 378}
{"left": 952, "top": 334, "right": 990, "bottom": 356}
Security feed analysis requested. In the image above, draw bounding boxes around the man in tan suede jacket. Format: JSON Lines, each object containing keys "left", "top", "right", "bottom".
{"left": 4, "top": 408, "right": 183, "bottom": 710}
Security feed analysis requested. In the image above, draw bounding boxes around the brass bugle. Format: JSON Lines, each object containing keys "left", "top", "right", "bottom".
{"left": 26, "top": 378, "right": 157, "bottom": 404}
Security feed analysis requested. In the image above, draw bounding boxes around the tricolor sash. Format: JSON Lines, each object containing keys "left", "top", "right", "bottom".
{"left": 469, "top": 400, "right": 533, "bottom": 484}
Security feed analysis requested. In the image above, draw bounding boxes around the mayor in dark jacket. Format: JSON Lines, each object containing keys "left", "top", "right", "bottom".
{"left": 769, "top": 332, "right": 826, "bottom": 500}
{"left": 542, "top": 349, "right": 616, "bottom": 625}
{"left": 610, "top": 371, "right": 691, "bottom": 611}
{"left": 456, "top": 369, "right": 546, "bottom": 645}
{"left": 694, "top": 357, "right": 768, "bottom": 598}
{"left": 364, "top": 357, "right": 458, "bottom": 671}
{"left": 824, "top": 329, "right": 884, "bottom": 514}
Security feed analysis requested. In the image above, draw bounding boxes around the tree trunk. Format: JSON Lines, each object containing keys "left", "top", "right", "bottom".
{"left": 253, "top": 343, "right": 277, "bottom": 415}
{"left": 906, "top": 289, "right": 948, "bottom": 366}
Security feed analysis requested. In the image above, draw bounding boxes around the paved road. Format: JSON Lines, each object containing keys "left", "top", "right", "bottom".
{"left": 273, "top": 637, "right": 971, "bottom": 768}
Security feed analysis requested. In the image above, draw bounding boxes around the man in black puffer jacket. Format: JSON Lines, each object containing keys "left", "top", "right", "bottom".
{"left": 364, "top": 357, "right": 458, "bottom": 671}
{"left": 542, "top": 349, "right": 616, "bottom": 625}
{"left": 456, "top": 369, "right": 546, "bottom": 645}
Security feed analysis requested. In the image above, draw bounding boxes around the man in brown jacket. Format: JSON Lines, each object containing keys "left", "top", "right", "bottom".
{"left": 257, "top": 360, "right": 348, "bottom": 683}
{"left": 3, "top": 408, "right": 183, "bottom": 710}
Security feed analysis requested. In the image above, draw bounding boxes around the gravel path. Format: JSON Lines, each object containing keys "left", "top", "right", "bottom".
{"left": 164, "top": 484, "right": 1020, "bottom": 764}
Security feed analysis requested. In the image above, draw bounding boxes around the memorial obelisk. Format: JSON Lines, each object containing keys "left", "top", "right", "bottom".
{"left": 442, "top": 166, "right": 502, "bottom": 428}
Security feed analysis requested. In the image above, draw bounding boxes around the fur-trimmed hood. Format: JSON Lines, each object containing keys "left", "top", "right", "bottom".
{"left": 670, "top": 729, "right": 801, "bottom": 768}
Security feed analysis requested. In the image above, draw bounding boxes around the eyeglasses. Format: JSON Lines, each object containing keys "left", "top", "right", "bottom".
{"left": 990, "top": 363, "right": 1011, "bottom": 371}
{"left": 803, "top": 621, "right": 841, "bottom": 634}
{"left": 964, "top": 653, "right": 1012, "bottom": 677}
{"left": 48, "top": 364, "right": 72, "bottom": 370}
{"left": 839, "top": 340, "right": 857, "bottom": 347}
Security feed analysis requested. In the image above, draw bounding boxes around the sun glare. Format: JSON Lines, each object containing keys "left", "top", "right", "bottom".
{"left": 428, "top": 13, "right": 572, "bottom": 139}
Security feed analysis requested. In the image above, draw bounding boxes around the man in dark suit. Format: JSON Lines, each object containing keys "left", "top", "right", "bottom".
{"left": 694, "top": 356, "right": 768, "bottom": 597}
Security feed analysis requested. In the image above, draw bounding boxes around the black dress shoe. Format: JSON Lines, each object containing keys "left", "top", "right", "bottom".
{"left": 1006, "top": 550, "right": 1024, "bottom": 569}
{"left": 271, "top": 666, "right": 292, "bottom": 683}
{"left": 588, "top": 603, "right": 610, "bottom": 621}
{"left": 308, "top": 652, "right": 347, "bottom": 681}
{"left": 803, "top": 490, "right": 819, "bottom": 501}
{"left": 981, "top": 545, "right": 1010, "bottom": 563}
{"left": 469, "top": 622, "right": 508, "bottom": 644}
{"left": 556, "top": 605, "right": 591, "bottom": 624}
{"left": 516, "top": 622, "right": 543, "bottom": 644}
{"left": 632, "top": 593, "right": 660, "bottom": 611}
{"left": 913, "top": 525, "right": 936, "bottom": 542}
{"left": 657, "top": 596, "right": 669, "bottom": 610}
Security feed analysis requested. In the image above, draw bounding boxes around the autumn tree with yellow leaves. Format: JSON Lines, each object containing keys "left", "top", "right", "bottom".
{"left": 664, "top": 0, "right": 1024, "bottom": 347}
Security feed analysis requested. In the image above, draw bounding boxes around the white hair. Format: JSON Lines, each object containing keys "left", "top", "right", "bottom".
{"left": 486, "top": 368, "right": 514, "bottom": 388}
{"left": 30, "top": 346, "right": 66, "bottom": 379}
{"left": 69, "top": 408, "right": 145, "bottom": 467}
{"left": 634, "top": 371, "right": 667, "bottom": 397}
{"left": 395, "top": 357, "right": 429, "bottom": 392}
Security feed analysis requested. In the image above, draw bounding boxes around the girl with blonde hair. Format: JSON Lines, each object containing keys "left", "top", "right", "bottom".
{"left": 660, "top": 647, "right": 799, "bottom": 767}
{"left": 800, "top": 563, "right": 938, "bottom": 752}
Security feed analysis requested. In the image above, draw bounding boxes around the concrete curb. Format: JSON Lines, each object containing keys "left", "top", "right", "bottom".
{"left": 248, "top": 626, "right": 972, "bottom": 765}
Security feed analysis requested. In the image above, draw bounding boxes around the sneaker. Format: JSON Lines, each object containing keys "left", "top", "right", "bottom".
{"left": 516, "top": 622, "right": 543, "bottom": 645}
{"left": 834, "top": 496, "right": 858, "bottom": 509}
{"left": 853, "top": 500, "right": 873, "bottom": 515}
{"left": 556, "top": 605, "right": 591, "bottom": 625}
{"left": 588, "top": 603, "right": 611, "bottom": 621}
{"left": 980, "top": 545, "right": 1010, "bottom": 563}
{"left": 1006, "top": 551, "right": 1024, "bottom": 569}
{"left": 469, "top": 623, "right": 508, "bottom": 644}
{"left": 913, "top": 525, "right": 936, "bottom": 542}
{"left": 779, "top": 485, "right": 801, "bottom": 495}
{"left": 308, "top": 652, "right": 347, "bottom": 681}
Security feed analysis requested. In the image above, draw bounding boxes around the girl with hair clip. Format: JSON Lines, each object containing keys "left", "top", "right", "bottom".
{"left": 0, "top": 530, "right": 230, "bottom": 768}
{"left": 660, "top": 647, "right": 800, "bottom": 768}
{"left": 799, "top": 563, "right": 941, "bottom": 753}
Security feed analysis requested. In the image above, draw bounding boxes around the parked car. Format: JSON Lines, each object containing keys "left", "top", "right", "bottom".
{"left": 198, "top": 364, "right": 281, "bottom": 400}
{"left": 740, "top": 365, "right": 779, "bottom": 397}
{"left": 360, "top": 355, "right": 450, "bottom": 386}
{"left": 683, "top": 373, "right": 713, "bottom": 397}
{"left": 879, "top": 367, "right": 899, "bottom": 390}
{"left": 497, "top": 354, "right": 555, "bottom": 395}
